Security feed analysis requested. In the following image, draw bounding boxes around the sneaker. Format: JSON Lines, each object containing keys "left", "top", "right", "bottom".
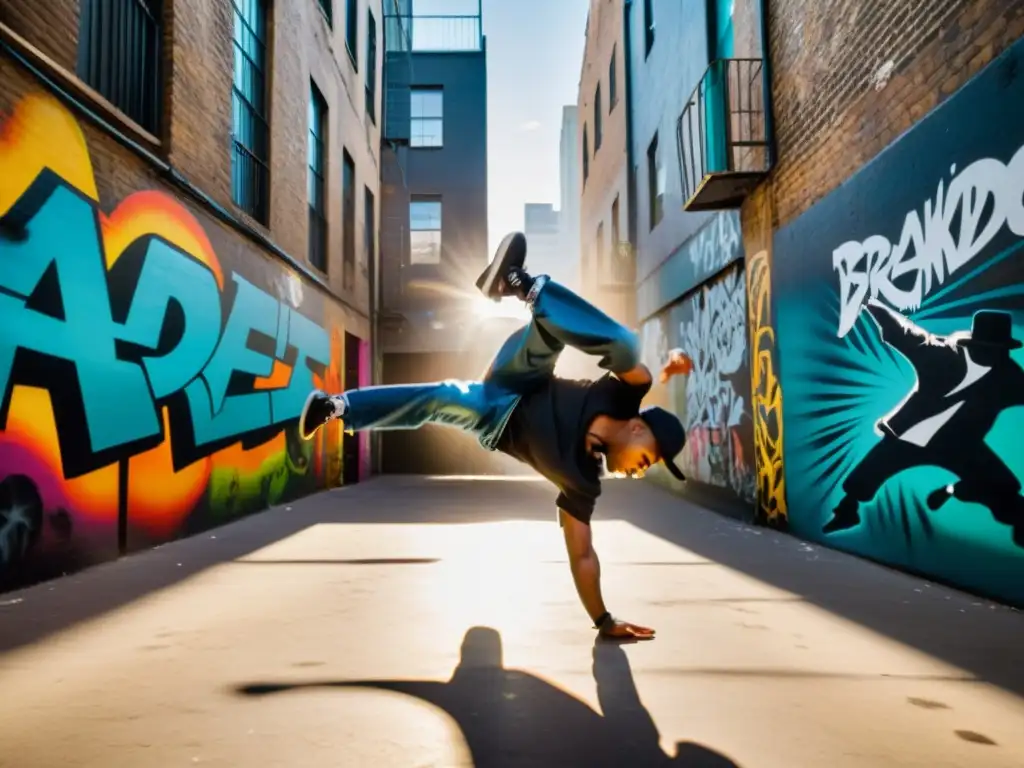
{"left": 299, "top": 390, "right": 344, "bottom": 441}
{"left": 475, "top": 231, "right": 528, "bottom": 301}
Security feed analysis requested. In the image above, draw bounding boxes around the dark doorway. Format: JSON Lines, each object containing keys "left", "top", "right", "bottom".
{"left": 343, "top": 332, "right": 362, "bottom": 485}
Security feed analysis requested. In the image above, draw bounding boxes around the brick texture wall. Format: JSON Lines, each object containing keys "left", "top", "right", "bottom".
{"left": 166, "top": 0, "right": 235, "bottom": 206}
{"left": 1, "top": 0, "right": 383, "bottom": 315}
{"left": 0, "top": 1, "right": 79, "bottom": 72}
{"left": 766, "top": 0, "right": 1024, "bottom": 228}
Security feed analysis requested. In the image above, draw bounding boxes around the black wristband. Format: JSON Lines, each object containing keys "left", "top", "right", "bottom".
{"left": 593, "top": 611, "right": 611, "bottom": 630}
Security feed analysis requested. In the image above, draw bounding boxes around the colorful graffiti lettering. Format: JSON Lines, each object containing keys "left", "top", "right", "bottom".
{"left": 746, "top": 249, "right": 787, "bottom": 526}
{"left": 674, "top": 264, "right": 755, "bottom": 501}
{"left": 832, "top": 144, "right": 1024, "bottom": 338}
{"left": 773, "top": 37, "right": 1024, "bottom": 605}
{"left": 639, "top": 231, "right": 755, "bottom": 505}
{"left": 0, "top": 93, "right": 344, "bottom": 579}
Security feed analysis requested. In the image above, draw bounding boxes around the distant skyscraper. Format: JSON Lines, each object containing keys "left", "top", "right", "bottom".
{"left": 524, "top": 203, "right": 568, "bottom": 288}
{"left": 558, "top": 105, "right": 581, "bottom": 291}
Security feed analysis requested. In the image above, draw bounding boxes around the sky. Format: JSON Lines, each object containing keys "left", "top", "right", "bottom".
{"left": 481, "top": 0, "right": 590, "bottom": 256}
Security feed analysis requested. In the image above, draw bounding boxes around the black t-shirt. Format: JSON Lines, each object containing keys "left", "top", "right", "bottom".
{"left": 496, "top": 373, "right": 651, "bottom": 524}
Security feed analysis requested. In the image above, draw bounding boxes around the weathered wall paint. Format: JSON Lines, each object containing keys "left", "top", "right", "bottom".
{"left": 0, "top": 92, "right": 353, "bottom": 588}
{"left": 773, "top": 40, "right": 1024, "bottom": 605}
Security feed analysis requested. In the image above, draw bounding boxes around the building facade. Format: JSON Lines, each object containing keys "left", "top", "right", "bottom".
{"left": 577, "top": 0, "right": 635, "bottom": 327}
{"left": 558, "top": 105, "right": 581, "bottom": 292}
{"left": 0, "top": 0, "right": 382, "bottom": 588}
{"left": 634, "top": 0, "right": 1024, "bottom": 605}
{"left": 378, "top": 0, "right": 503, "bottom": 473}
{"left": 523, "top": 203, "right": 566, "bottom": 288}
{"left": 626, "top": 0, "right": 756, "bottom": 517}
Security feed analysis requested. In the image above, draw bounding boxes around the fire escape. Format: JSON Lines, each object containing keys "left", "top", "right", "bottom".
{"left": 677, "top": 57, "right": 773, "bottom": 210}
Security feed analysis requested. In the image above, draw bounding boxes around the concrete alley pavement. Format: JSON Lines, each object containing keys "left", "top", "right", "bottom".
{"left": 1, "top": 476, "right": 1023, "bottom": 768}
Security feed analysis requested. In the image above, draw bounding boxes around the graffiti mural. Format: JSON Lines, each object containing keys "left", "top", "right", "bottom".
{"left": 637, "top": 211, "right": 743, "bottom": 321}
{"left": 774, "top": 40, "right": 1024, "bottom": 605}
{"left": 673, "top": 265, "right": 755, "bottom": 501}
{"left": 0, "top": 93, "right": 347, "bottom": 584}
{"left": 641, "top": 260, "right": 755, "bottom": 504}
{"left": 746, "top": 249, "right": 787, "bottom": 527}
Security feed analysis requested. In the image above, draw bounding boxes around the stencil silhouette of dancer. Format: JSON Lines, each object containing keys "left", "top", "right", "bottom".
{"left": 237, "top": 627, "right": 740, "bottom": 767}
{"left": 823, "top": 300, "right": 1024, "bottom": 546}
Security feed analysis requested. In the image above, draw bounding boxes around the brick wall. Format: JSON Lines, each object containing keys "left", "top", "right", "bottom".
{"left": 165, "top": 0, "right": 235, "bottom": 205}
{"left": 1, "top": 0, "right": 383, "bottom": 312}
{"left": 766, "top": 0, "right": 1024, "bottom": 227}
{"left": 0, "top": 1, "right": 78, "bottom": 73}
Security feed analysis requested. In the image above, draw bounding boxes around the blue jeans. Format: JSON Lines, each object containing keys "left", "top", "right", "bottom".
{"left": 340, "top": 277, "right": 640, "bottom": 450}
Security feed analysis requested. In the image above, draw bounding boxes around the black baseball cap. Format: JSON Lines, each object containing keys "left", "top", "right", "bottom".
{"left": 639, "top": 406, "right": 687, "bottom": 481}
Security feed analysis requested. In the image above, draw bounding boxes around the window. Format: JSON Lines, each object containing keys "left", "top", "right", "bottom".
{"left": 364, "top": 186, "right": 376, "bottom": 272}
{"left": 410, "top": 88, "right": 443, "bottom": 147}
{"left": 647, "top": 132, "right": 664, "bottom": 230}
{"left": 343, "top": 149, "right": 356, "bottom": 289}
{"left": 594, "top": 84, "right": 602, "bottom": 152}
{"left": 611, "top": 195, "right": 620, "bottom": 247}
{"left": 609, "top": 45, "right": 618, "bottom": 109}
{"left": 317, "top": 0, "right": 332, "bottom": 26}
{"left": 366, "top": 9, "right": 377, "bottom": 122}
{"left": 409, "top": 198, "right": 442, "bottom": 264}
{"left": 345, "top": 0, "right": 358, "bottom": 65}
{"left": 77, "top": 0, "right": 162, "bottom": 133}
{"left": 308, "top": 84, "right": 328, "bottom": 271}
{"left": 582, "top": 124, "right": 590, "bottom": 185}
{"left": 644, "top": 0, "right": 654, "bottom": 56}
{"left": 231, "top": 0, "right": 270, "bottom": 224}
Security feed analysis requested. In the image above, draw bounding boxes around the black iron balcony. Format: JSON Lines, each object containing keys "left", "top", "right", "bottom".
{"left": 676, "top": 58, "right": 771, "bottom": 211}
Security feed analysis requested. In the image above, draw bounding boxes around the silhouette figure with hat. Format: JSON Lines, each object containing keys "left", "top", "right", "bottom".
{"left": 823, "top": 300, "right": 1024, "bottom": 545}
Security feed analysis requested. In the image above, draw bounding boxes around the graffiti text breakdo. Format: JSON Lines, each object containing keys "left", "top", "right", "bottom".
{"left": 833, "top": 144, "right": 1024, "bottom": 337}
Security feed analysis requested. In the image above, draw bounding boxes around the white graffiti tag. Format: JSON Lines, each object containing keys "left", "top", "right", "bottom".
{"left": 678, "top": 268, "right": 754, "bottom": 498}
{"left": 687, "top": 211, "right": 742, "bottom": 275}
{"left": 834, "top": 143, "right": 1024, "bottom": 337}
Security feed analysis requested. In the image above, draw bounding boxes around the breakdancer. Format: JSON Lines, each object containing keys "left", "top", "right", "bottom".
{"left": 299, "top": 232, "right": 693, "bottom": 639}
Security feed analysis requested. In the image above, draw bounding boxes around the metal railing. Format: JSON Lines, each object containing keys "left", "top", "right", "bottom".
{"left": 384, "top": 15, "right": 482, "bottom": 52}
{"left": 77, "top": 0, "right": 163, "bottom": 134}
{"left": 676, "top": 58, "right": 769, "bottom": 206}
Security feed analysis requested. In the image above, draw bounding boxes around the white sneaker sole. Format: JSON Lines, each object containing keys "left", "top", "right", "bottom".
{"left": 298, "top": 389, "right": 325, "bottom": 442}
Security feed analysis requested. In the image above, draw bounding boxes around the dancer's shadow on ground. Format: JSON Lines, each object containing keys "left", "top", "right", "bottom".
{"left": 235, "top": 626, "right": 740, "bottom": 767}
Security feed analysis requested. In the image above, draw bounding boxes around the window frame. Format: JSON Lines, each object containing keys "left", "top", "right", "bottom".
{"left": 365, "top": 8, "right": 378, "bottom": 123}
{"left": 609, "top": 44, "right": 618, "bottom": 110}
{"left": 644, "top": 0, "right": 655, "bottom": 56}
{"left": 317, "top": 0, "right": 333, "bottom": 27}
{"left": 77, "top": 0, "right": 163, "bottom": 133}
{"left": 308, "top": 82, "right": 329, "bottom": 272}
{"left": 582, "top": 123, "right": 590, "bottom": 185}
{"left": 647, "top": 131, "right": 663, "bottom": 231}
{"left": 364, "top": 185, "right": 376, "bottom": 271}
{"left": 409, "top": 196, "right": 443, "bottom": 265}
{"left": 410, "top": 87, "right": 444, "bottom": 148}
{"left": 345, "top": 0, "right": 359, "bottom": 67}
{"left": 342, "top": 148, "right": 357, "bottom": 289}
{"left": 230, "top": 0, "right": 271, "bottom": 224}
